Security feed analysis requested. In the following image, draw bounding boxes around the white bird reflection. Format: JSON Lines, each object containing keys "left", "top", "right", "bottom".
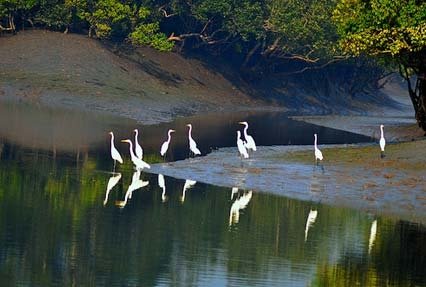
{"left": 115, "top": 171, "right": 149, "bottom": 208}
{"left": 304, "top": 209, "right": 318, "bottom": 242}
{"left": 103, "top": 173, "right": 122, "bottom": 206}
{"left": 368, "top": 219, "right": 377, "bottom": 254}
{"left": 230, "top": 187, "right": 238, "bottom": 200}
{"left": 229, "top": 190, "right": 253, "bottom": 225}
{"left": 158, "top": 174, "right": 167, "bottom": 202}
{"left": 181, "top": 179, "right": 197, "bottom": 203}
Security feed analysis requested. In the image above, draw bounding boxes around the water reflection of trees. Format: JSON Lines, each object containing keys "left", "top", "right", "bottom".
{"left": 0, "top": 148, "right": 424, "bottom": 286}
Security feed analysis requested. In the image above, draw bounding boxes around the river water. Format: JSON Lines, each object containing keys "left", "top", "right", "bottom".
{"left": 0, "top": 100, "right": 425, "bottom": 286}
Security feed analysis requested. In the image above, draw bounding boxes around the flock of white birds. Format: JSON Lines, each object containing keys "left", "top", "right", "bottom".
{"left": 106, "top": 122, "right": 385, "bottom": 239}
{"left": 109, "top": 121, "right": 386, "bottom": 170}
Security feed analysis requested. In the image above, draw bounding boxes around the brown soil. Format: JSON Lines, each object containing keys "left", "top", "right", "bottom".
{"left": 0, "top": 30, "right": 277, "bottom": 124}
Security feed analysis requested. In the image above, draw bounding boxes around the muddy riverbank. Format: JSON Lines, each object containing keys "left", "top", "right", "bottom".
{"left": 148, "top": 140, "right": 426, "bottom": 224}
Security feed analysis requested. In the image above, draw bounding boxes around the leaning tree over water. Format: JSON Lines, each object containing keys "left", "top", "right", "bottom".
{"left": 333, "top": 0, "right": 426, "bottom": 131}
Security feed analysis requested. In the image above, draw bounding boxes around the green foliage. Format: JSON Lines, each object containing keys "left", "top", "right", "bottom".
{"left": 333, "top": 0, "right": 426, "bottom": 57}
{"left": 130, "top": 22, "right": 174, "bottom": 51}
{"left": 85, "top": 0, "right": 132, "bottom": 38}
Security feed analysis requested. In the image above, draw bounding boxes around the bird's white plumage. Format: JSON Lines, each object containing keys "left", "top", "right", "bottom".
{"left": 229, "top": 191, "right": 253, "bottom": 225}
{"left": 368, "top": 220, "right": 377, "bottom": 254}
{"left": 122, "top": 139, "right": 151, "bottom": 169}
{"left": 187, "top": 124, "right": 201, "bottom": 155}
{"left": 379, "top": 124, "right": 386, "bottom": 152}
{"left": 237, "top": 131, "right": 249, "bottom": 159}
{"left": 239, "top": 122, "right": 257, "bottom": 151}
{"left": 158, "top": 174, "right": 165, "bottom": 189}
{"left": 304, "top": 209, "right": 318, "bottom": 241}
{"left": 134, "top": 129, "right": 143, "bottom": 159}
{"left": 181, "top": 179, "right": 197, "bottom": 202}
{"left": 109, "top": 132, "right": 123, "bottom": 164}
{"left": 127, "top": 170, "right": 149, "bottom": 200}
{"left": 160, "top": 129, "right": 175, "bottom": 156}
{"left": 104, "top": 173, "right": 122, "bottom": 206}
{"left": 158, "top": 174, "right": 167, "bottom": 202}
{"left": 314, "top": 134, "right": 323, "bottom": 161}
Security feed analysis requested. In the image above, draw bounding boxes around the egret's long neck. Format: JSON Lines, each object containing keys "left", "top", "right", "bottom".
{"left": 167, "top": 131, "right": 172, "bottom": 143}
{"left": 128, "top": 142, "right": 136, "bottom": 160}
{"left": 135, "top": 131, "right": 139, "bottom": 145}
{"left": 110, "top": 134, "right": 115, "bottom": 147}
{"left": 314, "top": 135, "right": 317, "bottom": 149}
{"left": 243, "top": 124, "right": 248, "bottom": 137}
{"left": 188, "top": 125, "right": 193, "bottom": 140}
{"left": 380, "top": 126, "right": 384, "bottom": 138}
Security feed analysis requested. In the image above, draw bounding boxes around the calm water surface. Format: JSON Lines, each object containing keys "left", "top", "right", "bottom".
{"left": 0, "top": 101, "right": 425, "bottom": 286}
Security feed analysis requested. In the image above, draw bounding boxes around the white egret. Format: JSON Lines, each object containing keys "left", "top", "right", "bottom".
{"left": 379, "top": 124, "right": 386, "bottom": 158}
{"left": 158, "top": 174, "right": 167, "bottom": 202}
{"left": 160, "top": 129, "right": 175, "bottom": 159}
{"left": 186, "top": 124, "right": 201, "bottom": 156}
{"left": 304, "top": 209, "right": 318, "bottom": 242}
{"left": 109, "top": 131, "right": 123, "bottom": 171}
{"left": 239, "top": 121, "right": 257, "bottom": 152}
{"left": 237, "top": 130, "right": 249, "bottom": 159}
{"left": 368, "top": 220, "right": 377, "bottom": 254}
{"left": 121, "top": 139, "right": 151, "bottom": 170}
{"left": 181, "top": 179, "right": 197, "bottom": 203}
{"left": 103, "top": 173, "right": 122, "bottom": 206}
{"left": 314, "top": 133, "right": 323, "bottom": 164}
{"left": 229, "top": 191, "right": 253, "bottom": 225}
{"left": 134, "top": 129, "right": 143, "bottom": 160}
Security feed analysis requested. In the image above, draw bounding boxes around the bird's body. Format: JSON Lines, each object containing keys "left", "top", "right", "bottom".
{"left": 121, "top": 139, "right": 151, "bottom": 170}
{"left": 229, "top": 191, "right": 253, "bottom": 225}
{"left": 314, "top": 134, "right": 323, "bottom": 163}
{"left": 186, "top": 124, "right": 201, "bottom": 156}
{"left": 379, "top": 124, "right": 386, "bottom": 158}
{"left": 368, "top": 220, "right": 377, "bottom": 254}
{"left": 239, "top": 121, "right": 257, "bottom": 152}
{"left": 134, "top": 129, "right": 143, "bottom": 160}
{"left": 304, "top": 209, "right": 318, "bottom": 241}
{"left": 127, "top": 170, "right": 149, "bottom": 200}
{"left": 160, "top": 129, "right": 175, "bottom": 158}
{"left": 181, "top": 179, "right": 197, "bottom": 202}
{"left": 109, "top": 132, "right": 123, "bottom": 170}
{"left": 158, "top": 174, "right": 167, "bottom": 202}
{"left": 103, "top": 173, "right": 122, "bottom": 206}
{"left": 237, "top": 131, "right": 249, "bottom": 159}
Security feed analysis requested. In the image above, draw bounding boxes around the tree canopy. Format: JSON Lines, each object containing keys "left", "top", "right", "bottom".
{"left": 334, "top": 0, "right": 426, "bottom": 130}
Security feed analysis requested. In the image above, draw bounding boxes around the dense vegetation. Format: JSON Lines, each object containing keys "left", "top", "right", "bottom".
{"left": 1, "top": 0, "right": 426, "bottom": 130}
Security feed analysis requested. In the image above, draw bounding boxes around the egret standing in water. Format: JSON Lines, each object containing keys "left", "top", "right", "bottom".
{"left": 239, "top": 121, "right": 257, "bottom": 152}
{"left": 160, "top": 129, "right": 175, "bottom": 160}
{"left": 121, "top": 139, "right": 151, "bottom": 170}
{"left": 314, "top": 133, "right": 323, "bottom": 165}
{"left": 379, "top": 124, "right": 386, "bottom": 158}
{"left": 186, "top": 124, "right": 201, "bottom": 157}
{"left": 109, "top": 131, "right": 123, "bottom": 171}
{"left": 134, "top": 129, "right": 143, "bottom": 160}
{"left": 237, "top": 130, "right": 249, "bottom": 160}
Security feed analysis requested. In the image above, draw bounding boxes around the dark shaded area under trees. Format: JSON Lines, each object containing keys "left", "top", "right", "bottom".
{"left": 1, "top": 0, "right": 425, "bottom": 131}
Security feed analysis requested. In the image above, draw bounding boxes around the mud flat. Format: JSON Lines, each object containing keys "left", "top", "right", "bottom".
{"left": 149, "top": 140, "right": 426, "bottom": 224}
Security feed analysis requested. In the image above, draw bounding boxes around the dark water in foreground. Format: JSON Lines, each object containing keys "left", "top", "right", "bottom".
{"left": 0, "top": 146, "right": 425, "bottom": 286}
{"left": 0, "top": 101, "right": 425, "bottom": 286}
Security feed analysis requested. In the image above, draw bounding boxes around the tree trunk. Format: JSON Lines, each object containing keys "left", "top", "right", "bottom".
{"left": 407, "top": 73, "right": 426, "bottom": 132}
